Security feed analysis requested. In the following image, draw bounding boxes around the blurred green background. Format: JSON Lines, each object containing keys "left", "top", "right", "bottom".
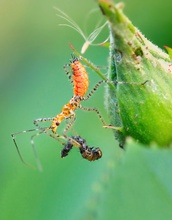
{"left": 1, "top": 0, "right": 172, "bottom": 220}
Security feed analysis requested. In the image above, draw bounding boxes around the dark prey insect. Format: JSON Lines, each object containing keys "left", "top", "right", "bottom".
{"left": 61, "top": 135, "right": 102, "bottom": 161}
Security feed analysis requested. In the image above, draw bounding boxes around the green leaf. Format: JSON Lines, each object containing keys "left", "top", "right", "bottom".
{"left": 79, "top": 141, "right": 172, "bottom": 220}
{"left": 100, "top": 142, "right": 172, "bottom": 220}
{"left": 98, "top": 0, "right": 172, "bottom": 147}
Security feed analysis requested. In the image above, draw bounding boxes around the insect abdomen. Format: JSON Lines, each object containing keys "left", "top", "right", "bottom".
{"left": 71, "top": 59, "right": 89, "bottom": 97}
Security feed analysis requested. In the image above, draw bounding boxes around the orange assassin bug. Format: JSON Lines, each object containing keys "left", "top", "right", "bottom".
{"left": 50, "top": 54, "right": 111, "bottom": 135}
{"left": 11, "top": 45, "right": 147, "bottom": 169}
{"left": 11, "top": 52, "right": 112, "bottom": 170}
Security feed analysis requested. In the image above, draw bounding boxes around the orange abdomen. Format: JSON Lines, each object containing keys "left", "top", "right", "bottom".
{"left": 71, "top": 59, "right": 89, "bottom": 97}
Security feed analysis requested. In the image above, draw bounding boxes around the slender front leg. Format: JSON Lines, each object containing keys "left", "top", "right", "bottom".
{"left": 79, "top": 105, "right": 122, "bottom": 131}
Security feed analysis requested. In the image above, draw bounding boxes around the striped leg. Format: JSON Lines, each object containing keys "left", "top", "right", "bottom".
{"left": 83, "top": 80, "right": 107, "bottom": 101}
{"left": 63, "top": 63, "right": 73, "bottom": 84}
{"left": 79, "top": 105, "right": 106, "bottom": 126}
{"left": 63, "top": 114, "right": 76, "bottom": 136}
{"left": 34, "top": 117, "right": 54, "bottom": 129}
{"left": 83, "top": 79, "right": 148, "bottom": 101}
{"left": 79, "top": 105, "right": 121, "bottom": 131}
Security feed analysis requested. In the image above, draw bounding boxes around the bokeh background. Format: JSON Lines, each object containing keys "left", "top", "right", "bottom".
{"left": 1, "top": 0, "right": 172, "bottom": 219}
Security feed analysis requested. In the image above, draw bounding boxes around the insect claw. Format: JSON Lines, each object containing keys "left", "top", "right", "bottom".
{"left": 103, "top": 125, "right": 122, "bottom": 131}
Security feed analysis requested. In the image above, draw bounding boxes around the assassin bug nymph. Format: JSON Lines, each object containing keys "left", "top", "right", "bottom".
{"left": 11, "top": 54, "right": 112, "bottom": 170}
{"left": 42, "top": 54, "right": 121, "bottom": 139}
{"left": 11, "top": 49, "right": 147, "bottom": 170}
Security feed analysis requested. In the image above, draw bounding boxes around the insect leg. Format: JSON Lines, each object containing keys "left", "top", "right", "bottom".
{"left": 63, "top": 114, "right": 76, "bottom": 136}
{"left": 117, "top": 80, "right": 149, "bottom": 86}
{"left": 83, "top": 80, "right": 107, "bottom": 101}
{"left": 30, "top": 130, "right": 46, "bottom": 171}
{"left": 79, "top": 105, "right": 121, "bottom": 131}
{"left": 83, "top": 79, "right": 148, "bottom": 102}
{"left": 34, "top": 117, "right": 54, "bottom": 129}
{"left": 29, "top": 128, "right": 67, "bottom": 171}
{"left": 63, "top": 63, "right": 73, "bottom": 84}
{"left": 11, "top": 129, "right": 40, "bottom": 169}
